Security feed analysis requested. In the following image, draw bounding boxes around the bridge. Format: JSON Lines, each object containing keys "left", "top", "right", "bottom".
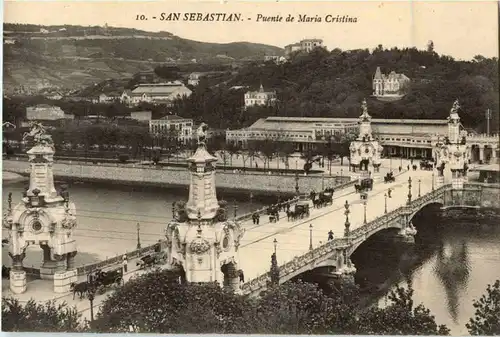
{"left": 238, "top": 172, "right": 498, "bottom": 296}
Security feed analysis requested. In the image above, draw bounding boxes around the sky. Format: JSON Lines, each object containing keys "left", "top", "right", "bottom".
{"left": 3, "top": 1, "right": 499, "bottom": 60}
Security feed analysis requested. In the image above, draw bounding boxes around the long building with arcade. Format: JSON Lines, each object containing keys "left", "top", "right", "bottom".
{"left": 226, "top": 116, "right": 498, "bottom": 163}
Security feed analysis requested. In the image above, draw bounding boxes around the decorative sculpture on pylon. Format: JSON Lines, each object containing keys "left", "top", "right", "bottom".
{"left": 4, "top": 123, "right": 78, "bottom": 294}
{"left": 349, "top": 99, "right": 383, "bottom": 174}
{"left": 165, "top": 123, "right": 245, "bottom": 291}
{"left": 432, "top": 100, "right": 470, "bottom": 188}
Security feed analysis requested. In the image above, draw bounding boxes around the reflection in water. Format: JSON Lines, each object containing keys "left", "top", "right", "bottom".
{"left": 433, "top": 239, "right": 470, "bottom": 323}
{"left": 353, "top": 204, "right": 500, "bottom": 335}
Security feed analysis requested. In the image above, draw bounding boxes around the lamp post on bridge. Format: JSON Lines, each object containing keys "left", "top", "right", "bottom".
{"left": 384, "top": 193, "right": 387, "bottom": 214}
{"left": 344, "top": 200, "right": 350, "bottom": 237}
{"left": 273, "top": 238, "right": 278, "bottom": 255}
{"left": 86, "top": 270, "right": 98, "bottom": 323}
{"left": 295, "top": 172, "right": 300, "bottom": 195}
{"left": 407, "top": 177, "right": 412, "bottom": 205}
{"left": 418, "top": 179, "right": 421, "bottom": 197}
{"left": 363, "top": 200, "right": 367, "bottom": 224}
{"left": 136, "top": 222, "right": 141, "bottom": 250}
{"left": 309, "top": 223, "right": 313, "bottom": 251}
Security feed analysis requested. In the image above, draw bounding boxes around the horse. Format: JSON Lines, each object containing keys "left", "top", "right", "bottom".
{"left": 136, "top": 255, "right": 157, "bottom": 270}
{"left": 70, "top": 281, "right": 89, "bottom": 300}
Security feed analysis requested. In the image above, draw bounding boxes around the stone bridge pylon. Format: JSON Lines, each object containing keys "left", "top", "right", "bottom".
{"left": 3, "top": 122, "right": 78, "bottom": 294}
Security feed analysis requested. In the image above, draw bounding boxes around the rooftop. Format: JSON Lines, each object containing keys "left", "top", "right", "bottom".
{"left": 156, "top": 114, "right": 191, "bottom": 121}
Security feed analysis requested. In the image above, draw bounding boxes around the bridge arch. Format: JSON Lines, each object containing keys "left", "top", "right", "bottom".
{"left": 409, "top": 201, "right": 444, "bottom": 225}
{"left": 348, "top": 226, "right": 403, "bottom": 256}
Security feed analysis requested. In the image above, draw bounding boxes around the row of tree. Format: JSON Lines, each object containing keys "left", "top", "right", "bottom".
{"left": 5, "top": 120, "right": 357, "bottom": 172}
{"left": 2, "top": 269, "right": 499, "bottom": 334}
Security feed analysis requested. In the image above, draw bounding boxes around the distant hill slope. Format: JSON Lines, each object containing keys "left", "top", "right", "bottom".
{"left": 3, "top": 23, "right": 283, "bottom": 90}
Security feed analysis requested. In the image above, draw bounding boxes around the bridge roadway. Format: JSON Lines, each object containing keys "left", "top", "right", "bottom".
{"left": 2, "top": 166, "right": 434, "bottom": 322}
{"left": 237, "top": 168, "right": 435, "bottom": 283}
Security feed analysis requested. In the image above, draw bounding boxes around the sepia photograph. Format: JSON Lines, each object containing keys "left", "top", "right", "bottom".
{"left": 1, "top": 0, "right": 499, "bottom": 335}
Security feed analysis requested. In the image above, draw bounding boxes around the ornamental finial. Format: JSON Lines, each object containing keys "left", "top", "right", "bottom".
{"left": 22, "top": 121, "right": 54, "bottom": 148}
{"left": 451, "top": 99, "right": 460, "bottom": 115}
{"left": 196, "top": 122, "right": 209, "bottom": 146}
{"left": 360, "top": 99, "right": 370, "bottom": 120}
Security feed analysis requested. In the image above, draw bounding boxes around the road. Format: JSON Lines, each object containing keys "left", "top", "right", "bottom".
{"left": 237, "top": 167, "right": 435, "bottom": 282}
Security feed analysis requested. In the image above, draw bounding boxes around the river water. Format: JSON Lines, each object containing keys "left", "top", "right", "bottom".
{"left": 2, "top": 179, "right": 499, "bottom": 335}
{"left": 2, "top": 180, "right": 268, "bottom": 269}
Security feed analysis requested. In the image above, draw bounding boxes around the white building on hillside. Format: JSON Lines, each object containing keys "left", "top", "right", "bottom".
{"left": 130, "top": 111, "right": 152, "bottom": 123}
{"left": 244, "top": 84, "right": 277, "bottom": 109}
{"left": 373, "top": 67, "right": 410, "bottom": 98}
{"left": 121, "top": 81, "right": 192, "bottom": 106}
{"left": 149, "top": 115, "right": 193, "bottom": 144}
{"left": 188, "top": 73, "right": 203, "bottom": 86}
{"left": 26, "top": 105, "right": 72, "bottom": 121}
{"left": 284, "top": 39, "right": 324, "bottom": 57}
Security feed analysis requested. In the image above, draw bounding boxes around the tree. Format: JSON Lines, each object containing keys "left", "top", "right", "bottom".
{"left": 92, "top": 268, "right": 251, "bottom": 334}
{"left": 276, "top": 141, "right": 295, "bottom": 170}
{"left": 427, "top": 40, "right": 435, "bottom": 53}
{"left": 466, "top": 280, "right": 500, "bottom": 335}
{"left": 256, "top": 138, "right": 276, "bottom": 170}
{"left": 2, "top": 297, "right": 82, "bottom": 332}
{"left": 356, "top": 284, "right": 450, "bottom": 335}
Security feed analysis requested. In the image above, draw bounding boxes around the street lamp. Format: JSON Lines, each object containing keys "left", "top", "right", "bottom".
{"left": 384, "top": 193, "right": 387, "bottom": 213}
{"left": 171, "top": 201, "right": 176, "bottom": 219}
{"left": 273, "top": 238, "right": 278, "bottom": 255}
{"left": 340, "top": 168, "right": 343, "bottom": 179}
{"left": 136, "top": 222, "right": 141, "bottom": 250}
{"left": 86, "top": 271, "right": 98, "bottom": 323}
{"left": 344, "top": 200, "right": 350, "bottom": 237}
{"left": 322, "top": 173, "right": 325, "bottom": 191}
{"left": 407, "top": 177, "right": 412, "bottom": 205}
{"left": 233, "top": 203, "right": 238, "bottom": 219}
{"left": 295, "top": 172, "right": 300, "bottom": 195}
{"left": 363, "top": 200, "right": 367, "bottom": 224}
{"left": 418, "top": 179, "right": 421, "bottom": 197}
{"left": 309, "top": 223, "right": 313, "bottom": 250}
{"left": 432, "top": 172, "right": 435, "bottom": 191}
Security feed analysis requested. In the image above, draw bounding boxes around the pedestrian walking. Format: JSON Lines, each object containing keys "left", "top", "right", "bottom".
{"left": 398, "top": 166, "right": 402, "bottom": 172}
{"left": 407, "top": 165, "right": 410, "bottom": 171}
{"left": 328, "top": 230, "right": 334, "bottom": 241}
{"left": 122, "top": 254, "right": 128, "bottom": 273}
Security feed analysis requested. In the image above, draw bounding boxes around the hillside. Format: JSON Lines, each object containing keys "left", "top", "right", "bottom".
{"left": 3, "top": 23, "right": 283, "bottom": 90}
{"left": 169, "top": 47, "right": 499, "bottom": 132}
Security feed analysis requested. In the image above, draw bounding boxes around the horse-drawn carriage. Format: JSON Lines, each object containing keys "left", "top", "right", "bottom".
{"left": 267, "top": 206, "right": 280, "bottom": 223}
{"left": 287, "top": 201, "right": 310, "bottom": 221}
{"left": 354, "top": 178, "right": 373, "bottom": 193}
{"left": 384, "top": 172, "right": 395, "bottom": 183}
{"left": 71, "top": 267, "right": 123, "bottom": 299}
{"left": 312, "top": 192, "right": 333, "bottom": 208}
{"left": 420, "top": 160, "right": 434, "bottom": 171}
{"left": 136, "top": 251, "right": 168, "bottom": 270}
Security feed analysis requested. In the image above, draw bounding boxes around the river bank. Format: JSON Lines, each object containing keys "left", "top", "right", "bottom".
{"left": 3, "top": 159, "right": 352, "bottom": 195}
{"left": 2, "top": 171, "right": 28, "bottom": 184}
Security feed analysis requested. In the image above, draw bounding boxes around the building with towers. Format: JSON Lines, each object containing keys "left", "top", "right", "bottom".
{"left": 3, "top": 122, "right": 78, "bottom": 294}
{"left": 244, "top": 84, "right": 277, "bottom": 109}
{"left": 165, "top": 123, "right": 245, "bottom": 290}
{"left": 372, "top": 67, "right": 410, "bottom": 99}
